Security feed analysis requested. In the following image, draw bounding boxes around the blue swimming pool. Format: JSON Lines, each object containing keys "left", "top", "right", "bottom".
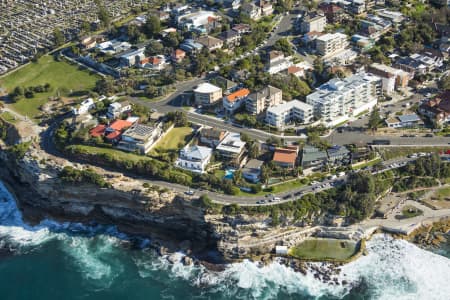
{"left": 224, "top": 169, "right": 235, "bottom": 180}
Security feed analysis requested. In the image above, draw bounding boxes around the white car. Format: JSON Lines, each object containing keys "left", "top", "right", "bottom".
{"left": 273, "top": 197, "right": 281, "bottom": 202}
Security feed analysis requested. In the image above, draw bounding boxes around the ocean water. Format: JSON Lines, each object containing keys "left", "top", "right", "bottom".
{"left": 0, "top": 181, "right": 449, "bottom": 300}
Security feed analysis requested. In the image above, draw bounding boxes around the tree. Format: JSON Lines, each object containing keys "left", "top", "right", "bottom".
{"left": 271, "top": 207, "right": 280, "bottom": 226}
{"left": 127, "top": 24, "right": 143, "bottom": 43}
{"left": 261, "top": 165, "right": 271, "bottom": 185}
{"left": 145, "top": 40, "right": 164, "bottom": 56}
{"left": 96, "top": 1, "right": 110, "bottom": 28}
{"left": 144, "top": 15, "right": 161, "bottom": 38}
{"left": 438, "top": 75, "right": 450, "bottom": 90}
{"left": 278, "top": 0, "right": 294, "bottom": 11}
{"left": 233, "top": 170, "right": 242, "bottom": 185}
{"left": 53, "top": 28, "right": 65, "bottom": 46}
{"left": 368, "top": 109, "right": 382, "bottom": 132}
{"left": 10, "top": 86, "right": 24, "bottom": 102}
{"left": 248, "top": 142, "right": 260, "bottom": 159}
{"left": 273, "top": 38, "right": 294, "bottom": 56}
{"left": 81, "top": 20, "right": 91, "bottom": 33}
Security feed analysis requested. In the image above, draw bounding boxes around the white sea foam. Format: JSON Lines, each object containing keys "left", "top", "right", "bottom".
{"left": 134, "top": 233, "right": 450, "bottom": 299}
{"left": 2, "top": 181, "right": 450, "bottom": 299}
{"left": 0, "top": 181, "right": 125, "bottom": 286}
{"left": 340, "top": 234, "right": 450, "bottom": 300}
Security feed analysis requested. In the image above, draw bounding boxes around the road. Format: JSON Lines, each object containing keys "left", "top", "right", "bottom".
{"left": 39, "top": 110, "right": 420, "bottom": 207}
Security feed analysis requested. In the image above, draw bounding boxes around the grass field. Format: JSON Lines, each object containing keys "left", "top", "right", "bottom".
{"left": 66, "top": 145, "right": 153, "bottom": 163}
{"left": 434, "top": 186, "right": 450, "bottom": 199}
{"left": 0, "top": 111, "right": 18, "bottom": 123}
{"left": 289, "top": 238, "right": 358, "bottom": 261}
{"left": 235, "top": 179, "right": 306, "bottom": 197}
{"left": 152, "top": 127, "right": 193, "bottom": 152}
{"left": 401, "top": 205, "right": 423, "bottom": 218}
{"left": 352, "top": 157, "right": 382, "bottom": 170}
{"left": 0, "top": 55, "right": 100, "bottom": 119}
{"left": 378, "top": 147, "right": 444, "bottom": 160}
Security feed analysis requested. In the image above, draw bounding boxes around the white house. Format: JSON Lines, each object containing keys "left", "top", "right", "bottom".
{"left": 119, "top": 48, "right": 146, "bottom": 67}
{"left": 176, "top": 145, "right": 212, "bottom": 173}
{"left": 117, "top": 123, "right": 162, "bottom": 154}
{"left": 275, "top": 245, "right": 288, "bottom": 255}
{"left": 242, "top": 159, "right": 264, "bottom": 183}
{"left": 266, "top": 50, "right": 292, "bottom": 75}
{"left": 107, "top": 101, "right": 132, "bottom": 119}
{"left": 72, "top": 98, "right": 95, "bottom": 115}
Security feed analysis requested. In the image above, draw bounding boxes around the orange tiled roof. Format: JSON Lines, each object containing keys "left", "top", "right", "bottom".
{"left": 273, "top": 148, "right": 298, "bottom": 164}
{"left": 89, "top": 124, "right": 106, "bottom": 137}
{"left": 140, "top": 57, "right": 151, "bottom": 65}
{"left": 150, "top": 57, "right": 161, "bottom": 65}
{"left": 287, "top": 66, "right": 303, "bottom": 74}
{"left": 226, "top": 88, "right": 250, "bottom": 102}
{"left": 108, "top": 120, "right": 132, "bottom": 131}
{"left": 106, "top": 130, "right": 121, "bottom": 140}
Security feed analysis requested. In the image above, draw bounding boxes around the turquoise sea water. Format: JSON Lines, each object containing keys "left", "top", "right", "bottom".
{"left": 0, "top": 181, "right": 449, "bottom": 300}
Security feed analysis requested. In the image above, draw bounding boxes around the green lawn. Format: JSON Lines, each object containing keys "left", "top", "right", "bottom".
{"left": 152, "top": 127, "right": 193, "bottom": 152}
{"left": 66, "top": 145, "right": 152, "bottom": 163}
{"left": 379, "top": 147, "right": 444, "bottom": 160}
{"left": 0, "top": 111, "right": 18, "bottom": 123}
{"left": 235, "top": 179, "right": 306, "bottom": 197}
{"left": 289, "top": 238, "right": 358, "bottom": 261}
{"left": 0, "top": 55, "right": 100, "bottom": 119}
{"left": 213, "top": 169, "right": 226, "bottom": 180}
{"left": 401, "top": 205, "right": 424, "bottom": 218}
{"left": 435, "top": 186, "right": 450, "bottom": 199}
{"left": 352, "top": 157, "right": 382, "bottom": 170}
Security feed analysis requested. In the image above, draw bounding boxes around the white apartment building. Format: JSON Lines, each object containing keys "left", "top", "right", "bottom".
{"left": 300, "top": 14, "right": 327, "bottom": 33}
{"left": 193, "top": 83, "right": 223, "bottom": 106}
{"left": 222, "top": 88, "right": 250, "bottom": 115}
{"left": 175, "top": 145, "right": 212, "bottom": 173}
{"left": 315, "top": 32, "right": 348, "bottom": 57}
{"left": 368, "top": 63, "right": 410, "bottom": 95}
{"left": 266, "top": 100, "right": 314, "bottom": 129}
{"left": 306, "top": 73, "right": 382, "bottom": 127}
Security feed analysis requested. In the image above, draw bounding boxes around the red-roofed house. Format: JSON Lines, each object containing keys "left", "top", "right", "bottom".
{"left": 105, "top": 120, "right": 132, "bottom": 142}
{"left": 273, "top": 146, "right": 299, "bottom": 168}
{"left": 139, "top": 55, "right": 166, "bottom": 70}
{"left": 223, "top": 88, "right": 250, "bottom": 114}
{"left": 419, "top": 90, "right": 450, "bottom": 124}
{"left": 286, "top": 66, "right": 305, "bottom": 78}
{"left": 106, "top": 130, "right": 122, "bottom": 141}
{"left": 172, "top": 49, "right": 186, "bottom": 63}
{"left": 319, "top": 3, "right": 346, "bottom": 23}
{"left": 89, "top": 124, "right": 106, "bottom": 137}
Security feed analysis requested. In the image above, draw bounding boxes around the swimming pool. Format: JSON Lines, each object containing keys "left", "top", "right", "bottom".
{"left": 224, "top": 169, "right": 235, "bottom": 180}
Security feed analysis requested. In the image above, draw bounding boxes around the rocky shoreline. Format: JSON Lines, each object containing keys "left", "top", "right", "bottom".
{"left": 407, "top": 219, "right": 450, "bottom": 250}
{"left": 1, "top": 139, "right": 450, "bottom": 283}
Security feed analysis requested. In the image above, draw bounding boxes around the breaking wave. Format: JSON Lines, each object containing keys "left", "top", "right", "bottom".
{"left": 1, "top": 181, "right": 450, "bottom": 299}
